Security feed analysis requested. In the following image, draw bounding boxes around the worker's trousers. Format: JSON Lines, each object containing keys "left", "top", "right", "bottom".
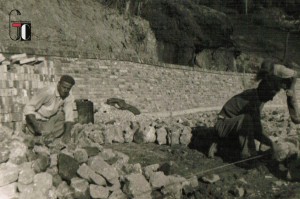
{"left": 26, "top": 110, "right": 65, "bottom": 139}
{"left": 214, "top": 114, "right": 261, "bottom": 158}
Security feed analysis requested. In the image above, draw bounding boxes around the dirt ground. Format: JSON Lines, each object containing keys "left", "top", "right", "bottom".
{"left": 106, "top": 142, "right": 300, "bottom": 198}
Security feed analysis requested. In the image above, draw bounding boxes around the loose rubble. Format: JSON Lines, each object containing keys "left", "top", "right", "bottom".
{"left": 0, "top": 99, "right": 300, "bottom": 198}
{"left": 0, "top": 111, "right": 196, "bottom": 199}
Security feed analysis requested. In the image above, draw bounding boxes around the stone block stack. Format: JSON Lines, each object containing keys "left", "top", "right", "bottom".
{"left": 0, "top": 123, "right": 196, "bottom": 199}
{"left": 0, "top": 53, "right": 56, "bottom": 131}
{"left": 75, "top": 119, "right": 193, "bottom": 147}
{"left": 0, "top": 104, "right": 299, "bottom": 198}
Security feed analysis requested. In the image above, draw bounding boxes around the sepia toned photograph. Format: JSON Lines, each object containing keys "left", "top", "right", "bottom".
{"left": 0, "top": 0, "right": 300, "bottom": 198}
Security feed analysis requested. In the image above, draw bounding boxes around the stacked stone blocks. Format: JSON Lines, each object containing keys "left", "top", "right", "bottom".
{"left": 0, "top": 53, "right": 56, "bottom": 131}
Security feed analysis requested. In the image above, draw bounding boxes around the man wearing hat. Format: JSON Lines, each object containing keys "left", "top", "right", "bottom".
{"left": 24, "top": 75, "right": 76, "bottom": 144}
{"left": 208, "top": 60, "right": 300, "bottom": 159}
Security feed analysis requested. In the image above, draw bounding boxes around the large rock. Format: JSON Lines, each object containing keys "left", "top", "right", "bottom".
{"left": 148, "top": 171, "right": 170, "bottom": 188}
{"left": 180, "top": 126, "right": 192, "bottom": 145}
{"left": 87, "top": 129, "right": 104, "bottom": 145}
{"left": 17, "top": 183, "right": 34, "bottom": 194}
{"left": 74, "top": 148, "right": 89, "bottom": 164}
{"left": 134, "top": 124, "right": 156, "bottom": 144}
{"left": 90, "top": 171, "right": 107, "bottom": 186}
{"left": 88, "top": 155, "right": 119, "bottom": 184}
{"left": 108, "top": 179, "right": 121, "bottom": 192}
{"left": 46, "top": 166, "right": 58, "bottom": 176}
{"left": 0, "top": 162, "right": 19, "bottom": 187}
{"left": 58, "top": 153, "right": 80, "bottom": 183}
{"left": 103, "top": 125, "right": 125, "bottom": 144}
{"left": 48, "top": 187, "right": 58, "bottom": 199}
{"left": 33, "top": 172, "right": 53, "bottom": 194}
{"left": 273, "top": 137, "right": 299, "bottom": 162}
{"left": 70, "top": 177, "right": 89, "bottom": 199}
{"left": 123, "top": 173, "right": 152, "bottom": 199}
{"left": 112, "top": 152, "right": 130, "bottom": 172}
{"left": 143, "top": 164, "right": 160, "bottom": 180}
{"left": 19, "top": 191, "right": 46, "bottom": 199}
{"left": 99, "top": 148, "right": 116, "bottom": 161}
{"left": 156, "top": 127, "right": 168, "bottom": 145}
{"left": 56, "top": 181, "right": 74, "bottom": 199}
{"left": 78, "top": 163, "right": 107, "bottom": 186}
{"left": 114, "top": 151, "right": 130, "bottom": 164}
{"left": 52, "top": 174, "right": 63, "bottom": 188}
{"left": 90, "top": 184, "right": 110, "bottom": 199}
{"left": 18, "top": 167, "right": 35, "bottom": 185}
{"left": 188, "top": 176, "right": 198, "bottom": 188}
{"left": 108, "top": 189, "right": 127, "bottom": 199}
{"left": 0, "top": 183, "right": 18, "bottom": 199}
{"left": 9, "top": 140, "right": 28, "bottom": 165}
{"left": 161, "top": 175, "right": 186, "bottom": 199}
{"left": 33, "top": 145, "right": 50, "bottom": 156}
{"left": 0, "top": 146, "right": 10, "bottom": 163}
{"left": 122, "top": 163, "right": 142, "bottom": 175}
{"left": 167, "top": 125, "right": 181, "bottom": 145}
{"left": 83, "top": 146, "right": 101, "bottom": 157}
{"left": 123, "top": 121, "right": 138, "bottom": 143}
{"left": 77, "top": 163, "right": 92, "bottom": 181}
{"left": 32, "top": 153, "right": 50, "bottom": 173}
{"left": 50, "top": 154, "right": 58, "bottom": 167}
{"left": 202, "top": 174, "right": 221, "bottom": 184}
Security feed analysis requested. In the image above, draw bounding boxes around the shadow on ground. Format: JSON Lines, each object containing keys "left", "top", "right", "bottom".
{"left": 188, "top": 124, "right": 291, "bottom": 180}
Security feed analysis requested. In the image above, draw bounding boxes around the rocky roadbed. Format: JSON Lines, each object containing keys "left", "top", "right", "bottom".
{"left": 0, "top": 106, "right": 300, "bottom": 199}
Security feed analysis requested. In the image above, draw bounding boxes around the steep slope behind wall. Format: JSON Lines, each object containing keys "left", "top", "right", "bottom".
{"left": 0, "top": 0, "right": 158, "bottom": 62}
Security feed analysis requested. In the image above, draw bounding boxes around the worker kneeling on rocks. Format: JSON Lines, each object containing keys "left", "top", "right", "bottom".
{"left": 24, "top": 75, "right": 76, "bottom": 144}
{"left": 208, "top": 60, "right": 300, "bottom": 160}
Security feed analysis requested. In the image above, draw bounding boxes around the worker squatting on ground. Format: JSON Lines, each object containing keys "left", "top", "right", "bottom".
{"left": 208, "top": 60, "right": 300, "bottom": 159}
{"left": 23, "top": 75, "right": 75, "bottom": 144}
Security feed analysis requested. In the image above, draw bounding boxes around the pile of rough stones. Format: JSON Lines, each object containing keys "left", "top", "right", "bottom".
{"left": 1, "top": 105, "right": 300, "bottom": 199}
{"left": 0, "top": 105, "right": 199, "bottom": 199}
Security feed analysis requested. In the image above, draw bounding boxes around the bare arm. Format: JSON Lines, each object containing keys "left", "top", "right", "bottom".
{"left": 253, "top": 113, "right": 274, "bottom": 148}
{"left": 25, "top": 114, "right": 42, "bottom": 136}
{"left": 61, "top": 122, "right": 74, "bottom": 143}
{"left": 64, "top": 122, "right": 74, "bottom": 137}
{"left": 286, "top": 77, "right": 300, "bottom": 124}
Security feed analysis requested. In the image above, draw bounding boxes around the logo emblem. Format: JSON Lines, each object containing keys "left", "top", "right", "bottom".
{"left": 9, "top": 9, "right": 31, "bottom": 41}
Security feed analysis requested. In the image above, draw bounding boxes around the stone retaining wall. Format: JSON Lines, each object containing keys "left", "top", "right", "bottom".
{"left": 0, "top": 54, "right": 298, "bottom": 130}
{"left": 53, "top": 57, "right": 291, "bottom": 112}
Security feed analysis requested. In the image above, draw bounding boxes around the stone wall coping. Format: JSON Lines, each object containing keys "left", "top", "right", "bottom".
{"left": 0, "top": 50, "right": 254, "bottom": 77}
{"left": 143, "top": 104, "right": 287, "bottom": 118}
{"left": 49, "top": 56, "right": 256, "bottom": 77}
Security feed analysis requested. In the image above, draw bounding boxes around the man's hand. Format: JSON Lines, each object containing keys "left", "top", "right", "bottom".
{"left": 61, "top": 122, "right": 74, "bottom": 144}
{"left": 26, "top": 122, "right": 42, "bottom": 136}
{"left": 61, "top": 134, "right": 71, "bottom": 145}
{"left": 271, "top": 142, "right": 284, "bottom": 161}
{"left": 26, "top": 114, "right": 43, "bottom": 136}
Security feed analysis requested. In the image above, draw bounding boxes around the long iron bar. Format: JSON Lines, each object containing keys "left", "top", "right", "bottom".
{"left": 193, "top": 153, "right": 271, "bottom": 178}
